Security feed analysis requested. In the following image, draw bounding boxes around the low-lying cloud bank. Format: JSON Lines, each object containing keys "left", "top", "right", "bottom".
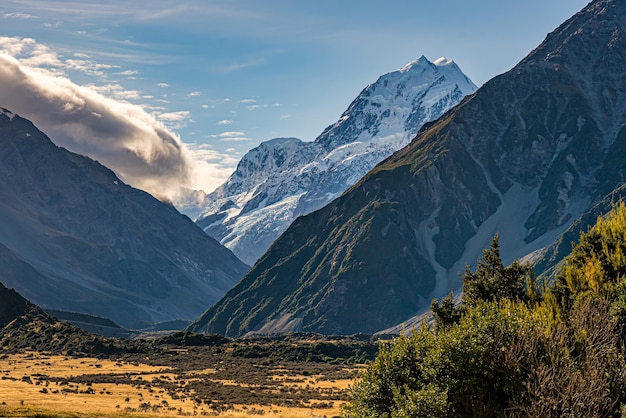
{"left": 0, "top": 37, "right": 234, "bottom": 203}
{"left": 0, "top": 51, "right": 191, "bottom": 200}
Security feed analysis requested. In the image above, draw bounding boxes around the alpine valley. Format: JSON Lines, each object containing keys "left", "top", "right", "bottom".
{"left": 0, "top": 109, "right": 249, "bottom": 329}
{"left": 190, "top": 56, "right": 477, "bottom": 265}
{"left": 188, "top": 0, "right": 626, "bottom": 337}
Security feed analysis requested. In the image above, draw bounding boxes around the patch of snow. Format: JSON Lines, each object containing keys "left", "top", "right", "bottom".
{"left": 433, "top": 57, "right": 454, "bottom": 66}
{"left": 0, "top": 107, "right": 15, "bottom": 120}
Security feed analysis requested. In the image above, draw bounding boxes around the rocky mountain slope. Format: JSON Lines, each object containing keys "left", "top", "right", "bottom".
{"left": 188, "top": 0, "right": 626, "bottom": 336}
{"left": 0, "top": 109, "right": 249, "bottom": 329}
{"left": 193, "top": 57, "right": 476, "bottom": 264}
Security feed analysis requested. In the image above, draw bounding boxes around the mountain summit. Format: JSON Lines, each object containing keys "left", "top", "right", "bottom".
{"left": 192, "top": 57, "right": 476, "bottom": 264}
{"left": 0, "top": 109, "right": 249, "bottom": 329}
{"left": 188, "top": 0, "right": 626, "bottom": 337}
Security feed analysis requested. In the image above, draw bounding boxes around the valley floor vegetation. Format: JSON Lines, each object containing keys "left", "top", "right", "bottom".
{"left": 0, "top": 333, "right": 377, "bottom": 417}
{"left": 343, "top": 202, "right": 626, "bottom": 418}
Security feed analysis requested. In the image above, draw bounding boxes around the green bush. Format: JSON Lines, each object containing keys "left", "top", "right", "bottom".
{"left": 344, "top": 203, "right": 626, "bottom": 417}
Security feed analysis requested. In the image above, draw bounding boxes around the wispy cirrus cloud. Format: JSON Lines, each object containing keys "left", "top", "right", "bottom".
{"left": 247, "top": 103, "right": 281, "bottom": 111}
{"left": 213, "top": 57, "right": 267, "bottom": 74}
{"left": 3, "top": 12, "right": 39, "bottom": 19}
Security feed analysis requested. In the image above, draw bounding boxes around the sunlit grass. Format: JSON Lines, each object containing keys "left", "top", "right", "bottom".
{"left": 0, "top": 352, "right": 358, "bottom": 417}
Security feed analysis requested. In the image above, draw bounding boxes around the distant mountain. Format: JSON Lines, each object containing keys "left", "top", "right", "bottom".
{"left": 188, "top": 0, "right": 626, "bottom": 337}
{"left": 0, "top": 109, "right": 249, "bottom": 329}
{"left": 192, "top": 57, "right": 477, "bottom": 264}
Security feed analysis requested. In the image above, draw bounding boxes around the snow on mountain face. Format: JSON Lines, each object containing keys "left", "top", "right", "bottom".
{"left": 191, "top": 57, "right": 477, "bottom": 265}
{"left": 0, "top": 107, "right": 15, "bottom": 120}
{"left": 316, "top": 55, "right": 475, "bottom": 150}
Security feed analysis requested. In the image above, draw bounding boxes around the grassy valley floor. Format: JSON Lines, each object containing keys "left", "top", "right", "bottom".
{"left": 0, "top": 337, "right": 374, "bottom": 418}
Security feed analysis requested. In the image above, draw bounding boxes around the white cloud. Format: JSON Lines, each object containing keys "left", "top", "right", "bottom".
{"left": 157, "top": 110, "right": 192, "bottom": 130}
{"left": 187, "top": 91, "right": 201, "bottom": 97}
{"left": 0, "top": 37, "right": 36, "bottom": 58}
{"left": 245, "top": 102, "right": 280, "bottom": 111}
{"left": 118, "top": 69, "right": 140, "bottom": 76}
{"left": 185, "top": 143, "right": 239, "bottom": 193}
{"left": 217, "top": 119, "right": 233, "bottom": 125}
{"left": 86, "top": 83, "right": 141, "bottom": 101}
{"left": 65, "top": 58, "right": 119, "bottom": 77}
{"left": 0, "top": 38, "right": 119, "bottom": 78}
{"left": 0, "top": 36, "right": 241, "bottom": 201}
{"left": 157, "top": 82, "right": 170, "bottom": 88}
{"left": 113, "top": 89, "right": 141, "bottom": 100}
{"left": 240, "top": 98, "right": 256, "bottom": 104}
{"left": 207, "top": 131, "right": 251, "bottom": 142}
{"left": 158, "top": 110, "right": 191, "bottom": 122}
{"left": 219, "top": 131, "right": 246, "bottom": 138}
{"left": 0, "top": 42, "right": 194, "bottom": 200}
{"left": 3, "top": 12, "right": 39, "bottom": 20}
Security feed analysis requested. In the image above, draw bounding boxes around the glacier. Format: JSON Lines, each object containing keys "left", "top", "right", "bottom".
{"left": 188, "top": 56, "right": 477, "bottom": 265}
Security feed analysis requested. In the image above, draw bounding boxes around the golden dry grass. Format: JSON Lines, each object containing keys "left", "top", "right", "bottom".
{"left": 0, "top": 352, "right": 358, "bottom": 417}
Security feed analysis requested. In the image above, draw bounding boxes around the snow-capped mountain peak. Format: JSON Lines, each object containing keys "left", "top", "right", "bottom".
{"left": 399, "top": 55, "right": 432, "bottom": 72}
{"left": 189, "top": 57, "right": 477, "bottom": 265}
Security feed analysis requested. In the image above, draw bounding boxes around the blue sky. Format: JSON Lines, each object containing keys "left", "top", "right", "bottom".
{"left": 0, "top": 0, "right": 590, "bottom": 195}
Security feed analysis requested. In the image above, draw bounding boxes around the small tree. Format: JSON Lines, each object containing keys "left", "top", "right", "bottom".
{"left": 461, "top": 235, "right": 530, "bottom": 307}
{"left": 431, "top": 235, "right": 536, "bottom": 330}
{"left": 430, "top": 292, "right": 461, "bottom": 331}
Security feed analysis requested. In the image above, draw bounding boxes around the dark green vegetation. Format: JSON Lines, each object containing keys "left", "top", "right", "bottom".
{"left": 344, "top": 203, "right": 626, "bottom": 417}
{"left": 0, "top": 283, "right": 144, "bottom": 355}
{"left": 189, "top": 0, "right": 626, "bottom": 337}
{"left": 0, "top": 280, "right": 378, "bottom": 360}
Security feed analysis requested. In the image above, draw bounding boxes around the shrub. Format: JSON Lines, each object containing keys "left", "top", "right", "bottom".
{"left": 345, "top": 204, "right": 626, "bottom": 417}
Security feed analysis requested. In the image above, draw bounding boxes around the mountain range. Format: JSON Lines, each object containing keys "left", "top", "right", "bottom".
{"left": 0, "top": 108, "right": 249, "bottom": 329}
{"left": 191, "top": 56, "right": 477, "bottom": 265}
{"left": 188, "top": 0, "right": 626, "bottom": 337}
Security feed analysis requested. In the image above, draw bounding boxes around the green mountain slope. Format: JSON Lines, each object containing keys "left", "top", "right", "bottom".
{"left": 189, "top": 0, "right": 626, "bottom": 336}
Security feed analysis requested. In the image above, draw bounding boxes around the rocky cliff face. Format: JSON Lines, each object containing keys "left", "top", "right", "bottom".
{"left": 188, "top": 0, "right": 626, "bottom": 337}
{"left": 192, "top": 57, "right": 476, "bottom": 265}
{"left": 0, "top": 109, "right": 249, "bottom": 328}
